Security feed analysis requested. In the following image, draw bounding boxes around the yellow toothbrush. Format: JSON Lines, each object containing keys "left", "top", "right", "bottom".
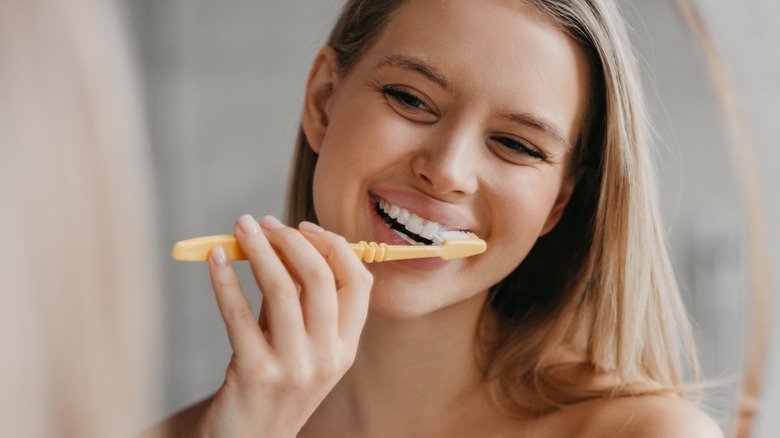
{"left": 172, "top": 230, "right": 486, "bottom": 263}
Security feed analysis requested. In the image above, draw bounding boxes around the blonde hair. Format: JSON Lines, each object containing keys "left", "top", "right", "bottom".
{"left": 0, "top": 0, "right": 159, "bottom": 435}
{"left": 286, "top": 0, "right": 698, "bottom": 413}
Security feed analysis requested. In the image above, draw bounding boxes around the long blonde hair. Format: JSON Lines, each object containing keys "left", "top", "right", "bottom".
{"left": 0, "top": 0, "right": 159, "bottom": 435}
{"left": 286, "top": 0, "right": 697, "bottom": 413}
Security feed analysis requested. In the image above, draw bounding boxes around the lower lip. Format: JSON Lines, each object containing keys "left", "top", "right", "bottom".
{"left": 367, "top": 199, "right": 449, "bottom": 270}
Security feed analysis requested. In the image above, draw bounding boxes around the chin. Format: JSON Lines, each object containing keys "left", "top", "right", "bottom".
{"left": 367, "top": 299, "right": 430, "bottom": 321}
{"left": 362, "top": 276, "right": 422, "bottom": 317}
{"left": 364, "top": 272, "right": 488, "bottom": 321}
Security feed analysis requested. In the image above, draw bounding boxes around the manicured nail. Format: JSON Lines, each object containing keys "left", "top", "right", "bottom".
{"left": 211, "top": 245, "right": 228, "bottom": 266}
{"left": 260, "top": 215, "right": 285, "bottom": 230}
{"left": 299, "top": 221, "right": 324, "bottom": 233}
{"left": 238, "top": 214, "right": 259, "bottom": 235}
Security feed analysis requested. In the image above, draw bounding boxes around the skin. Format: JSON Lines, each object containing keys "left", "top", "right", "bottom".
{"left": 146, "top": 0, "right": 723, "bottom": 436}
{"left": 306, "top": 0, "right": 580, "bottom": 321}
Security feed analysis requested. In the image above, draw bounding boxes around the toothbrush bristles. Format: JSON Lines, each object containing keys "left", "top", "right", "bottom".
{"left": 433, "top": 230, "right": 476, "bottom": 245}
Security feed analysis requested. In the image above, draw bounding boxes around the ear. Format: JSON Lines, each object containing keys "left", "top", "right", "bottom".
{"left": 301, "top": 47, "right": 341, "bottom": 154}
{"left": 540, "top": 174, "right": 578, "bottom": 236}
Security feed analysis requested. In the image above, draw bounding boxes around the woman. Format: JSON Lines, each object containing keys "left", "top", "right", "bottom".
{"left": 158, "top": 0, "right": 722, "bottom": 436}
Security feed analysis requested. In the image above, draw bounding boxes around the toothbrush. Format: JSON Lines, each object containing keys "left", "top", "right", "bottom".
{"left": 172, "top": 230, "right": 486, "bottom": 263}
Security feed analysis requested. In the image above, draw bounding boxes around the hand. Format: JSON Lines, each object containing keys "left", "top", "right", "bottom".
{"left": 195, "top": 215, "right": 373, "bottom": 438}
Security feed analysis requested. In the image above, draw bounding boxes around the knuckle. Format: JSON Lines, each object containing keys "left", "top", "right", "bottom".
{"left": 306, "top": 267, "right": 335, "bottom": 289}
{"left": 226, "top": 305, "right": 255, "bottom": 324}
{"left": 312, "top": 365, "right": 335, "bottom": 383}
{"left": 333, "top": 234, "right": 349, "bottom": 246}
{"left": 241, "top": 349, "right": 265, "bottom": 367}
{"left": 237, "top": 234, "right": 264, "bottom": 255}
{"left": 261, "top": 278, "right": 296, "bottom": 297}
{"left": 249, "top": 368, "right": 282, "bottom": 388}
{"left": 285, "top": 365, "right": 313, "bottom": 388}
{"left": 340, "top": 334, "right": 361, "bottom": 355}
{"left": 314, "top": 345, "right": 351, "bottom": 381}
{"left": 214, "top": 275, "right": 239, "bottom": 290}
{"left": 274, "top": 228, "right": 300, "bottom": 247}
{"left": 228, "top": 357, "right": 280, "bottom": 387}
{"left": 322, "top": 233, "right": 349, "bottom": 252}
{"left": 339, "top": 355, "right": 355, "bottom": 373}
{"left": 359, "top": 270, "right": 374, "bottom": 288}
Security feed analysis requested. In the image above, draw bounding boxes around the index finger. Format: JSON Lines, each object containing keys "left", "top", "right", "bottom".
{"left": 208, "top": 245, "right": 269, "bottom": 357}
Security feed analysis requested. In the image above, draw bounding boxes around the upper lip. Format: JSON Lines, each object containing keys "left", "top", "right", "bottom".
{"left": 369, "top": 187, "right": 479, "bottom": 233}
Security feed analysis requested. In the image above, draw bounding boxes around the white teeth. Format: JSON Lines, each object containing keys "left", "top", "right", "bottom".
{"left": 405, "top": 215, "right": 424, "bottom": 234}
{"left": 376, "top": 197, "right": 461, "bottom": 242}
{"left": 420, "top": 221, "right": 440, "bottom": 239}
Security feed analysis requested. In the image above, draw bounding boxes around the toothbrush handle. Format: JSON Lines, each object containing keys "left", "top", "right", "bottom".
{"left": 350, "top": 241, "right": 441, "bottom": 262}
{"left": 172, "top": 234, "right": 246, "bottom": 261}
{"left": 172, "top": 235, "right": 442, "bottom": 262}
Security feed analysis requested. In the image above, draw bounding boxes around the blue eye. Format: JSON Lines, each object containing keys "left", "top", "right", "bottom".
{"left": 493, "top": 136, "right": 545, "bottom": 160}
{"left": 382, "top": 87, "right": 430, "bottom": 112}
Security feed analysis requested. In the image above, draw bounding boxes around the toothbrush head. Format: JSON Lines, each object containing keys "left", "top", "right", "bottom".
{"left": 436, "top": 231, "right": 487, "bottom": 260}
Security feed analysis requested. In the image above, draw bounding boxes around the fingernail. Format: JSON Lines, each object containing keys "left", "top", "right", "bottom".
{"left": 211, "top": 245, "right": 228, "bottom": 265}
{"left": 299, "top": 221, "right": 324, "bottom": 233}
{"left": 238, "top": 214, "right": 259, "bottom": 235}
{"left": 260, "top": 215, "right": 285, "bottom": 230}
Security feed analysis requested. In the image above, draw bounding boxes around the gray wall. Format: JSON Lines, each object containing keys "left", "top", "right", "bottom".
{"left": 127, "top": 0, "right": 345, "bottom": 418}
{"left": 125, "top": 1, "right": 778, "bottom": 435}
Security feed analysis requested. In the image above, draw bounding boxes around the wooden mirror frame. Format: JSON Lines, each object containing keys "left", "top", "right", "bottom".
{"left": 672, "top": 1, "right": 771, "bottom": 437}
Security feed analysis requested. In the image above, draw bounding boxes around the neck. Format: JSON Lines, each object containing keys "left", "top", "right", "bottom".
{"left": 307, "top": 290, "right": 495, "bottom": 436}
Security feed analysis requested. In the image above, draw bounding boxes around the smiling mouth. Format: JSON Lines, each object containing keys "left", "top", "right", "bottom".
{"left": 372, "top": 196, "right": 465, "bottom": 246}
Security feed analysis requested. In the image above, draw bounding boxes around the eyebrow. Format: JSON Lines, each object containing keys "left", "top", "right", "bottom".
{"left": 376, "top": 54, "right": 450, "bottom": 90}
{"left": 500, "top": 111, "right": 572, "bottom": 151}
{"left": 377, "top": 54, "right": 571, "bottom": 151}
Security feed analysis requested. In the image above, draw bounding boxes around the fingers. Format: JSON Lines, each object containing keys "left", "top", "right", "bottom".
{"left": 231, "top": 214, "right": 372, "bottom": 352}
{"left": 234, "top": 215, "right": 306, "bottom": 353}
{"left": 298, "top": 221, "right": 373, "bottom": 348}
{"left": 258, "top": 217, "right": 339, "bottom": 340}
{"left": 200, "top": 215, "right": 371, "bottom": 437}
{"left": 208, "top": 245, "right": 269, "bottom": 358}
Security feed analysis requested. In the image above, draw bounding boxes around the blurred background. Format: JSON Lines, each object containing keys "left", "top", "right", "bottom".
{"left": 119, "top": 0, "right": 779, "bottom": 435}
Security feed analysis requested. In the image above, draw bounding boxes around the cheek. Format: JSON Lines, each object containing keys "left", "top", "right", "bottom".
{"left": 486, "top": 173, "right": 564, "bottom": 252}
{"left": 325, "top": 89, "right": 424, "bottom": 162}
{"left": 310, "top": 104, "right": 415, "bottom": 230}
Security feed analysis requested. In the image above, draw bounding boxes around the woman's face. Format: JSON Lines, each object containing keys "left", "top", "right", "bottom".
{"left": 304, "top": 0, "right": 590, "bottom": 318}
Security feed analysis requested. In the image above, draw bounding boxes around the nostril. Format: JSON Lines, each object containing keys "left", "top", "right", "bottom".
{"left": 411, "top": 150, "right": 477, "bottom": 197}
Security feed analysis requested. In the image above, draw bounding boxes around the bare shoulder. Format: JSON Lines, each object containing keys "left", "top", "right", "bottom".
{"left": 577, "top": 394, "right": 723, "bottom": 438}
{"left": 136, "top": 396, "right": 213, "bottom": 438}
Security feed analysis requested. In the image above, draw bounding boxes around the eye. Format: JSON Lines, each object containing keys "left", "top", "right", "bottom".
{"left": 491, "top": 136, "right": 546, "bottom": 162}
{"left": 383, "top": 87, "right": 427, "bottom": 110}
{"left": 381, "top": 86, "right": 438, "bottom": 120}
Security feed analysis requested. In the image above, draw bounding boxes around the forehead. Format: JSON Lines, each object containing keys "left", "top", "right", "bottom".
{"left": 354, "top": 0, "right": 590, "bottom": 146}
{"left": 375, "top": 0, "right": 575, "bottom": 64}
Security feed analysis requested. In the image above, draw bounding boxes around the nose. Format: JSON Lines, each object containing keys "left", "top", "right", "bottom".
{"left": 410, "top": 123, "right": 480, "bottom": 198}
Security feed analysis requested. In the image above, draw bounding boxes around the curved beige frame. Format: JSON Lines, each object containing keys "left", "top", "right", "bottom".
{"left": 671, "top": 1, "right": 771, "bottom": 437}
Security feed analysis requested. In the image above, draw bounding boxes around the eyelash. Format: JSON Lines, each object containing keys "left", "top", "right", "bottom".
{"left": 492, "top": 136, "right": 546, "bottom": 160}
{"left": 381, "top": 86, "right": 433, "bottom": 113}
{"left": 380, "top": 85, "right": 546, "bottom": 161}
